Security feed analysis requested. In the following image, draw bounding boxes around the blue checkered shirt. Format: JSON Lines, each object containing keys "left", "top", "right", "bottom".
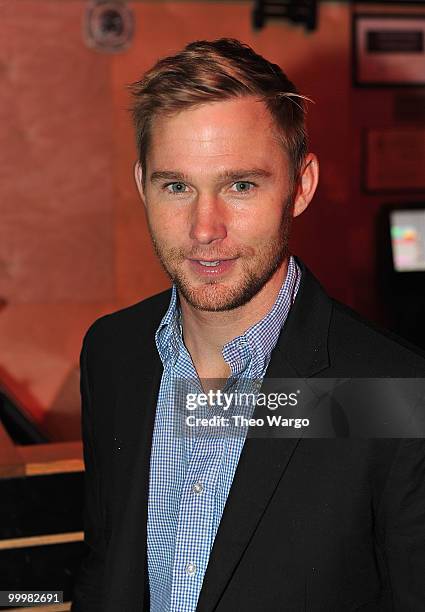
{"left": 147, "top": 256, "right": 301, "bottom": 612}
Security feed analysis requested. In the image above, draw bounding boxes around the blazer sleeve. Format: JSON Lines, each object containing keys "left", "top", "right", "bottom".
{"left": 380, "top": 438, "right": 425, "bottom": 610}
{"left": 71, "top": 329, "right": 107, "bottom": 611}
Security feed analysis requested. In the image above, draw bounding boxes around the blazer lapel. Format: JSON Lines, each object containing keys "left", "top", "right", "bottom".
{"left": 195, "top": 356, "right": 301, "bottom": 612}
{"left": 103, "top": 310, "right": 164, "bottom": 611}
{"left": 196, "top": 259, "right": 333, "bottom": 612}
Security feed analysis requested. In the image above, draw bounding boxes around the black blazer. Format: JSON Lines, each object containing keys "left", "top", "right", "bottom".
{"left": 71, "top": 258, "right": 425, "bottom": 612}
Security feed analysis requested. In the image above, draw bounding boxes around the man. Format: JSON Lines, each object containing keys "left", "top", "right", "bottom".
{"left": 71, "top": 39, "right": 425, "bottom": 611}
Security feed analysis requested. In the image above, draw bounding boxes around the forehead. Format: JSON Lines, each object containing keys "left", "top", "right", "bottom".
{"left": 147, "top": 97, "right": 287, "bottom": 174}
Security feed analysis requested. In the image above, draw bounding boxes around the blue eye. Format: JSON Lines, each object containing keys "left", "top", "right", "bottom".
{"left": 232, "top": 181, "right": 254, "bottom": 193}
{"left": 166, "top": 182, "right": 188, "bottom": 194}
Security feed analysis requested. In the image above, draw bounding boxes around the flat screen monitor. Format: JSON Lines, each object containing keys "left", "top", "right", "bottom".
{"left": 390, "top": 208, "right": 425, "bottom": 273}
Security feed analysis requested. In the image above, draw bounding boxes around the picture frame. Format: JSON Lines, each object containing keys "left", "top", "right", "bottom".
{"left": 363, "top": 127, "right": 425, "bottom": 193}
{"left": 353, "top": 14, "right": 425, "bottom": 87}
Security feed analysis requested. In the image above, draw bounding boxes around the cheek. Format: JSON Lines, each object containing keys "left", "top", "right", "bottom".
{"left": 233, "top": 205, "right": 284, "bottom": 242}
{"left": 146, "top": 205, "right": 184, "bottom": 240}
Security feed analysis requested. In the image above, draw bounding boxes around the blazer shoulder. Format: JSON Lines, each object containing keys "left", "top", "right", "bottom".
{"left": 82, "top": 288, "right": 172, "bottom": 352}
{"left": 330, "top": 298, "right": 425, "bottom": 376}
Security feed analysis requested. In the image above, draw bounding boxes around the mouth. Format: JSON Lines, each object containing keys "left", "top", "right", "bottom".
{"left": 198, "top": 260, "right": 221, "bottom": 267}
{"left": 187, "top": 258, "right": 237, "bottom": 276}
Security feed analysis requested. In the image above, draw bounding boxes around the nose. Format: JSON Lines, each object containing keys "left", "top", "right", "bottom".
{"left": 189, "top": 194, "right": 227, "bottom": 245}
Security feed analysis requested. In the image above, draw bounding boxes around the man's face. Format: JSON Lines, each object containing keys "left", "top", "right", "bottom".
{"left": 139, "top": 97, "right": 295, "bottom": 312}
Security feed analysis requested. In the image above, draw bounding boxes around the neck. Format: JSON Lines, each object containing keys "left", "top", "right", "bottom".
{"left": 178, "top": 257, "right": 289, "bottom": 379}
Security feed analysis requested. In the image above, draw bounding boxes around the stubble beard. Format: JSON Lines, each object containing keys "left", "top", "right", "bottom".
{"left": 148, "top": 198, "right": 293, "bottom": 312}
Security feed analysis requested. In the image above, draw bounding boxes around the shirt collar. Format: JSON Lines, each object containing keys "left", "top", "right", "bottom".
{"left": 222, "top": 255, "right": 300, "bottom": 376}
{"left": 155, "top": 284, "right": 181, "bottom": 366}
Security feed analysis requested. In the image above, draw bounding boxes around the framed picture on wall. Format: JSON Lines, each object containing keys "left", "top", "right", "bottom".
{"left": 363, "top": 127, "right": 425, "bottom": 193}
{"left": 353, "top": 14, "right": 425, "bottom": 87}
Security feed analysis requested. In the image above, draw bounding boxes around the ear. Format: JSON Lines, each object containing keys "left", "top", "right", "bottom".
{"left": 293, "top": 153, "right": 319, "bottom": 218}
{"left": 134, "top": 161, "right": 147, "bottom": 208}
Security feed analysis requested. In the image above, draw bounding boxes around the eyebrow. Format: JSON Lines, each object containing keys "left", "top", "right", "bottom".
{"left": 149, "top": 168, "right": 273, "bottom": 184}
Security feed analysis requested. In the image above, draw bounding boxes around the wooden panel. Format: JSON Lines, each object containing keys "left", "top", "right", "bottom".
{"left": 0, "top": 421, "right": 24, "bottom": 478}
{"left": 0, "top": 436, "right": 83, "bottom": 480}
{"left": 17, "top": 441, "right": 83, "bottom": 476}
{"left": 0, "top": 531, "right": 84, "bottom": 551}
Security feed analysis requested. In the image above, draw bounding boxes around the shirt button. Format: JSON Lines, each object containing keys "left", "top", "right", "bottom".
{"left": 191, "top": 482, "right": 203, "bottom": 494}
{"left": 186, "top": 562, "right": 197, "bottom": 576}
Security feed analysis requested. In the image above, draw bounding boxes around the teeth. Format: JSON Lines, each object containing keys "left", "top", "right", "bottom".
{"left": 199, "top": 260, "right": 220, "bottom": 267}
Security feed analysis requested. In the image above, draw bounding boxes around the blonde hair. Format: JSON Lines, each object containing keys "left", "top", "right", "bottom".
{"left": 128, "top": 38, "right": 313, "bottom": 190}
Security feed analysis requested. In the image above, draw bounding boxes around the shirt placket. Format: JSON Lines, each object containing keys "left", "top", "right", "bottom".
{"left": 169, "top": 425, "right": 226, "bottom": 612}
{"left": 147, "top": 361, "right": 187, "bottom": 612}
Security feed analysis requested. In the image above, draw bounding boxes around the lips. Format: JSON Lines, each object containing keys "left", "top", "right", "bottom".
{"left": 188, "top": 258, "right": 236, "bottom": 276}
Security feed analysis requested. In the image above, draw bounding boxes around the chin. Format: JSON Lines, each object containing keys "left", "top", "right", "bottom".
{"left": 176, "top": 278, "right": 262, "bottom": 312}
{"left": 187, "top": 289, "right": 240, "bottom": 312}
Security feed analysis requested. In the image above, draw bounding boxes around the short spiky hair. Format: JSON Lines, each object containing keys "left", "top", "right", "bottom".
{"left": 128, "top": 38, "right": 311, "bottom": 189}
